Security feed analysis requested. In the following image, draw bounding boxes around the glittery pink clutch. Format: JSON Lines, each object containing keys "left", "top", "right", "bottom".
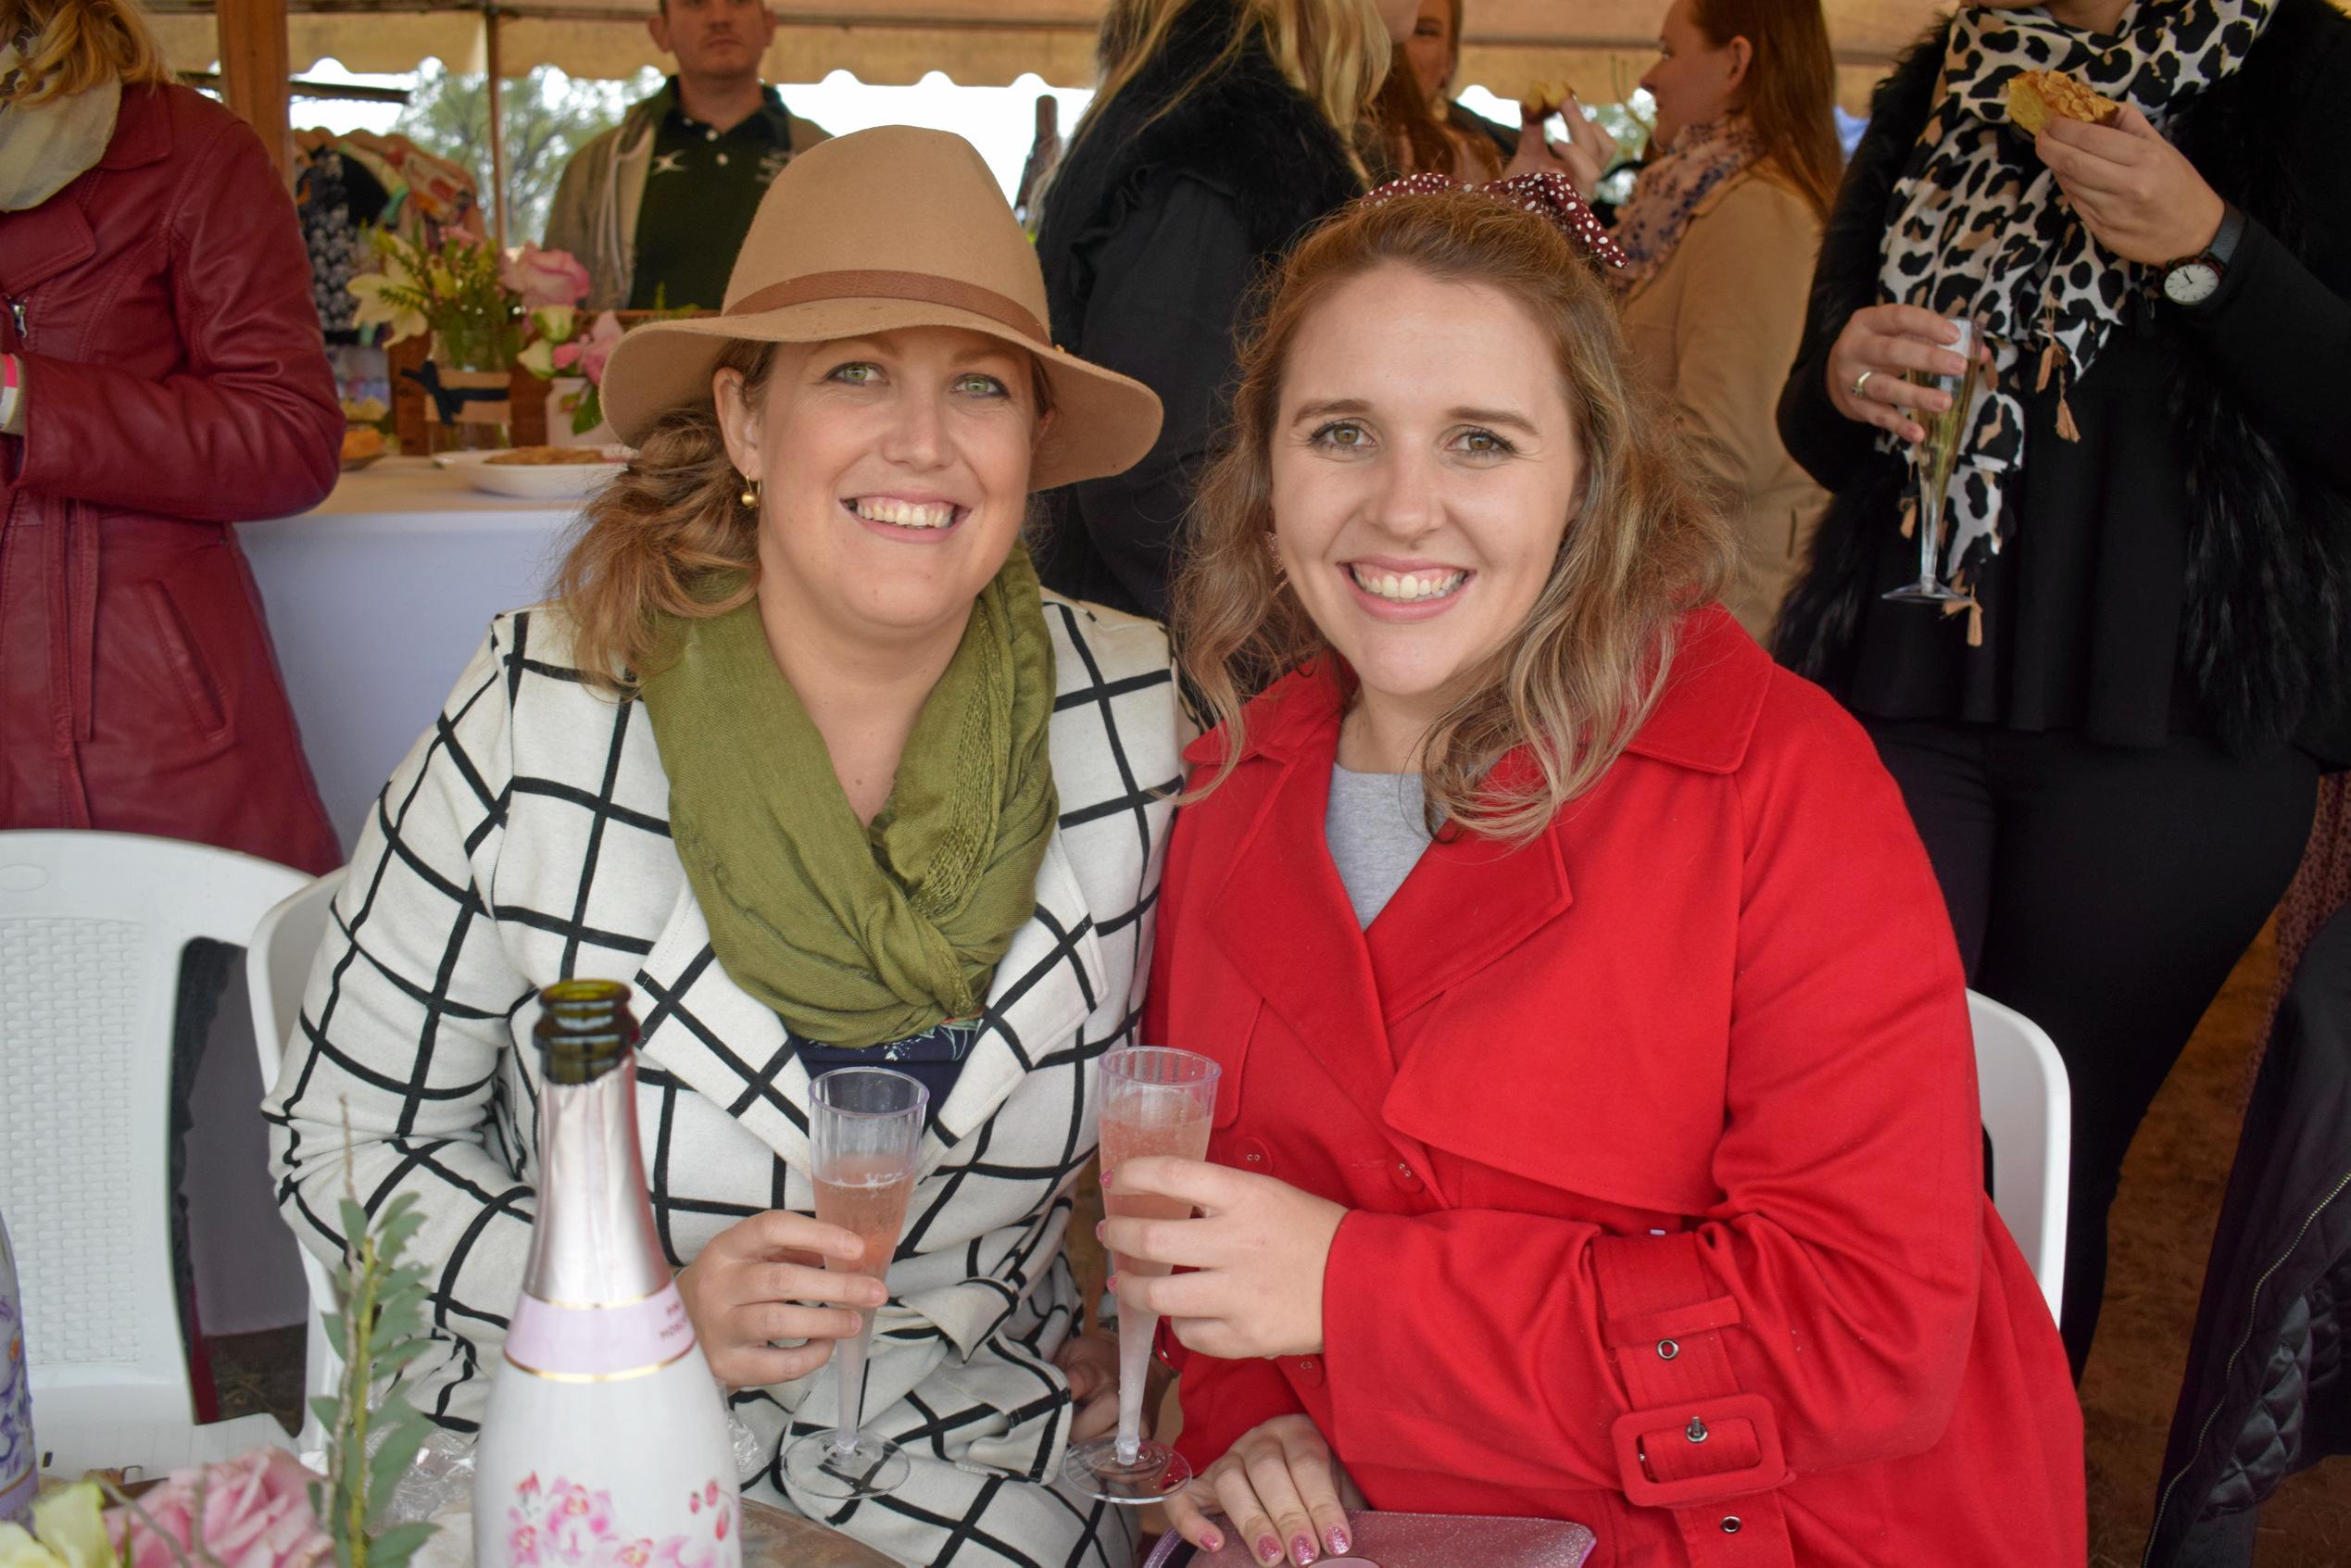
{"left": 1139, "top": 1512, "right": 1597, "bottom": 1568}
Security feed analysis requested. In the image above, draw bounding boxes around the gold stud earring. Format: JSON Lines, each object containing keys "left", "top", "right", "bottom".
{"left": 738, "top": 473, "right": 761, "bottom": 509}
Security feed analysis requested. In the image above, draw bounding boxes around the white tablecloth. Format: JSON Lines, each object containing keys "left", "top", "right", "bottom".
{"left": 237, "top": 458, "right": 586, "bottom": 856}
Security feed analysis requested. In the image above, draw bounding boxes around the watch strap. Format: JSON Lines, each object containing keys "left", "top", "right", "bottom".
{"left": 2206, "top": 203, "right": 2246, "bottom": 268}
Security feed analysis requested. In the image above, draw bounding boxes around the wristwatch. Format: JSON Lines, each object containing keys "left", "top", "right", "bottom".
{"left": 2159, "top": 204, "right": 2245, "bottom": 308}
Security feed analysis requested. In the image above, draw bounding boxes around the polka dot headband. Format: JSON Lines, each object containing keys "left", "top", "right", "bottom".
{"left": 1360, "top": 171, "right": 1629, "bottom": 271}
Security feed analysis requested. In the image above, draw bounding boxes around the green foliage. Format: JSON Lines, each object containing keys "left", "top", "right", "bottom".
{"left": 312, "top": 1192, "right": 440, "bottom": 1568}
{"left": 392, "top": 64, "right": 654, "bottom": 245}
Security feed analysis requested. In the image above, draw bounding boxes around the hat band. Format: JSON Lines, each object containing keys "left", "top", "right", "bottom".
{"left": 725, "top": 270, "right": 1049, "bottom": 346}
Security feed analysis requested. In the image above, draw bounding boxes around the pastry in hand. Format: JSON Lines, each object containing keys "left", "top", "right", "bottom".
{"left": 2007, "top": 69, "right": 2124, "bottom": 134}
{"left": 1519, "top": 79, "right": 1578, "bottom": 121}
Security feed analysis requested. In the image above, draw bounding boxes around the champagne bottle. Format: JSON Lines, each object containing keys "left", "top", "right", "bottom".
{"left": 473, "top": 981, "right": 741, "bottom": 1568}
{"left": 1, "top": 1208, "right": 33, "bottom": 1527}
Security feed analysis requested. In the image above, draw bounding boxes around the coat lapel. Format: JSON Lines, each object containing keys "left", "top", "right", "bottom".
{"left": 1364, "top": 811, "right": 1573, "bottom": 1024}
{"left": 1201, "top": 700, "right": 1404, "bottom": 1141}
{"left": 630, "top": 831, "right": 1105, "bottom": 1179}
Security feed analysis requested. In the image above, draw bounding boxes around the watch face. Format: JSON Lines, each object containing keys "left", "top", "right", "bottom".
{"left": 2165, "top": 261, "right": 2221, "bottom": 307}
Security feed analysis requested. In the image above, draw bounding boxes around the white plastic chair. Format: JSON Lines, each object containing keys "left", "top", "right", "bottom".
{"left": 0, "top": 830, "right": 308, "bottom": 1476}
{"left": 246, "top": 868, "right": 348, "bottom": 1457}
{"left": 1968, "top": 989, "right": 2070, "bottom": 1323}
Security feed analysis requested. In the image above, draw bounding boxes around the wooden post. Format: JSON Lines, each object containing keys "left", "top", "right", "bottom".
{"left": 485, "top": 6, "right": 509, "bottom": 246}
{"left": 217, "top": 0, "right": 294, "bottom": 184}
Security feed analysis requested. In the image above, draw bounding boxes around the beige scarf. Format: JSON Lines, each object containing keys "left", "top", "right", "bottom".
{"left": 0, "top": 48, "right": 119, "bottom": 212}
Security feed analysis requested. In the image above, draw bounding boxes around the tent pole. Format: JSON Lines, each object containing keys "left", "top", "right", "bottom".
{"left": 486, "top": 5, "right": 509, "bottom": 245}
{"left": 217, "top": 0, "right": 294, "bottom": 185}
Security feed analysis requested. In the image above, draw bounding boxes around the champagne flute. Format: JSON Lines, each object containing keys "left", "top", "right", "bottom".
{"left": 1883, "top": 313, "right": 1987, "bottom": 605}
{"left": 1062, "top": 1046, "right": 1223, "bottom": 1503}
{"left": 784, "top": 1067, "right": 927, "bottom": 1500}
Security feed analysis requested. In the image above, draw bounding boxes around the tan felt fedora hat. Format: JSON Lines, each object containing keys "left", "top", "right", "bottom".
{"left": 599, "top": 125, "right": 1163, "bottom": 493}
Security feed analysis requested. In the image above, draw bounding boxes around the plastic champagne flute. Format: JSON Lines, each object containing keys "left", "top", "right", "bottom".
{"left": 783, "top": 1066, "right": 927, "bottom": 1499}
{"left": 1884, "top": 313, "right": 1987, "bottom": 605}
{"left": 1062, "top": 1046, "right": 1223, "bottom": 1503}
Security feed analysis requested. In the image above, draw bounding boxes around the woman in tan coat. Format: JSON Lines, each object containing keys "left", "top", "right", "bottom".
{"left": 1615, "top": 0, "right": 1838, "bottom": 641}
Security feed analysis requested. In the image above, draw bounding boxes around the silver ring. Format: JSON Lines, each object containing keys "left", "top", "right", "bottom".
{"left": 1852, "top": 370, "right": 1876, "bottom": 401}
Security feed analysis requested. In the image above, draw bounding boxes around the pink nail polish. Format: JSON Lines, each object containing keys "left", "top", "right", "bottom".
{"left": 1326, "top": 1528, "right": 1350, "bottom": 1555}
{"left": 1256, "top": 1537, "right": 1282, "bottom": 1564}
{"left": 1200, "top": 1531, "right": 1224, "bottom": 1554}
{"left": 1291, "top": 1534, "right": 1318, "bottom": 1565}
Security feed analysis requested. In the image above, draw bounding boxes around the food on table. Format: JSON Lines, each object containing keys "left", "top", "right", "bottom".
{"left": 2007, "top": 69, "right": 2124, "bottom": 135}
{"left": 485, "top": 445, "right": 621, "bottom": 466}
{"left": 340, "top": 426, "right": 384, "bottom": 464}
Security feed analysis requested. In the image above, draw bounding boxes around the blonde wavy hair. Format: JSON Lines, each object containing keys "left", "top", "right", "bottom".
{"left": 1074, "top": 0, "right": 1392, "bottom": 181}
{"left": 1175, "top": 191, "right": 1738, "bottom": 844}
{"left": 2, "top": 0, "right": 170, "bottom": 105}
{"left": 555, "top": 340, "right": 1055, "bottom": 697}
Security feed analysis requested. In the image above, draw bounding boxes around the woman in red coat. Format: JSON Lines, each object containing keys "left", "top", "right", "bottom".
{"left": 1, "top": 0, "right": 342, "bottom": 875}
{"left": 1105, "top": 186, "right": 2085, "bottom": 1567}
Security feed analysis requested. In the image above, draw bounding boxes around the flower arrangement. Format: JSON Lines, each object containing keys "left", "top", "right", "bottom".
{"left": 0, "top": 1193, "right": 439, "bottom": 1568}
{"left": 349, "top": 235, "right": 592, "bottom": 377}
{"left": 520, "top": 307, "right": 623, "bottom": 439}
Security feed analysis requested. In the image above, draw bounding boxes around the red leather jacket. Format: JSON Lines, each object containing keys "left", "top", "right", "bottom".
{"left": 0, "top": 83, "right": 342, "bottom": 874}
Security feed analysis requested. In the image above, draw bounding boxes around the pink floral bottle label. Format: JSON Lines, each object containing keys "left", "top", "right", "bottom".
{"left": 505, "top": 1282, "right": 695, "bottom": 1380}
{"left": 504, "top": 1474, "right": 732, "bottom": 1568}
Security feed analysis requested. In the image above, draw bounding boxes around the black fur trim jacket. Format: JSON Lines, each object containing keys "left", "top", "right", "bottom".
{"left": 1030, "top": 0, "right": 1362, "bottom": 619}
{"left": 1772, "top": 0, "right": 2351, "bottom": 763}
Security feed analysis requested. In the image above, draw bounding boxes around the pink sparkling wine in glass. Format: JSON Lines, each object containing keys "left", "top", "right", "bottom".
{"left": 1100, "top": 1099, "right": 1212, "bottom": 1277}
{"left": 814, "top": 1156, "right": 915, "bottom": 1280}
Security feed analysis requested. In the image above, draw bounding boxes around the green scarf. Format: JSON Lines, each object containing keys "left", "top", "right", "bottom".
{"left": 641, "top": 550, "right": 1059, "bottom": 1049}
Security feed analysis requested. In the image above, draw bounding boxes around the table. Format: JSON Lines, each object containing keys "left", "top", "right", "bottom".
{"left": 236, "top": 459, "right": 586, "bottom": 856}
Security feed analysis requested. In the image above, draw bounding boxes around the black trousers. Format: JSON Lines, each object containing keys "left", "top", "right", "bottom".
{"left": 1863, "top": 719, "right": 2319, "bottom": 1377}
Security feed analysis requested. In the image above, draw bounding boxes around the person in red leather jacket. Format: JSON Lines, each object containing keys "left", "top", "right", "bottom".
{"left": 1, "top": 0, "right": 342, "bottom": 876}
{"left": 1103, "top": 188, "right": 2086, "bottom": 1566}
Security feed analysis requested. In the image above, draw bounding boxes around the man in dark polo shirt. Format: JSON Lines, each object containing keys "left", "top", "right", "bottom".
{"left": 544, "top": 0, "right": 826, "bottom": 311}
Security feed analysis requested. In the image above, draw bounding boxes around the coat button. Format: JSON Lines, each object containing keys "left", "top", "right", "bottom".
{"left": 1293, "top": 1357, "right": 1324, "bottom": 1386}
{"left": 1390, "top": 1161, "right": 1422, "bottom": 1191}
{"left": 1685, "top": 1418, "right": 1708, "bottom": 1444}
{"left": 1720, "top": 1516, "right": 1741, "bottom": 1535}
{"left": 1238, "top": 1136, "right": 1274, "bottom": 1173}
{"left": 1656, "top": 1338, "right": 1679, "bottom": 1361}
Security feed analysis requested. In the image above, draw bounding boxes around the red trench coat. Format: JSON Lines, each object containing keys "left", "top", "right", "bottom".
{"left": 0, "top": 83, "right": 342, "bottom": 873}
{"left": 1144, "top": 608, "right": 2085, "bottom": 1567}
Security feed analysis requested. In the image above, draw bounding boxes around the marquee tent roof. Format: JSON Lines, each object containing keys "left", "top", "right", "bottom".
{"left": 149, "top": 0, "right": 1952, "bottom": 104}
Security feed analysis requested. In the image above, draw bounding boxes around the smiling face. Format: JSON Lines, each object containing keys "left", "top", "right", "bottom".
{"left": 1639, "top": 0, "right": 1751, "bottom": 150}
{"left": 1269, "top": 264, "right": 1582, "bottom": 738}
{"left": 714, "top": 325, "right": 1043, "bottom": 652}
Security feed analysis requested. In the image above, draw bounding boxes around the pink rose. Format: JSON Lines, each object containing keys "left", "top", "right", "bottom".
{"left": 108, "top": 1450, "right": 332, "bottom": 1568}
{"left": 552, "top": 312, "right": 624, "bottom": 387}
{"left": 500, "top": 244, "right": 592, "bottom": 310}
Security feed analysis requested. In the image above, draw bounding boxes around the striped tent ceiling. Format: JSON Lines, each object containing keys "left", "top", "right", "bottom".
{"left": 148, "top": 0, "right": 1952, "bottom": 104}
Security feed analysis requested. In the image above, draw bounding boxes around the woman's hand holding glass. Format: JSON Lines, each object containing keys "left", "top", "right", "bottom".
{"left": 1053, "top": 1328, "right": 1154, "bottom": 1444}
{"left": 1827, "top": 305, "right": 1995, "bottom": 445}
{"left": 2035, "top": 106, "right": 2226, "bottom": 267}
{"left": 674, "top": 1209, "right": 886, "bottom": 1391}
{"left": 1100, "top": 1158, "right": 1346, "bottom": 1361}
{"left": 1160, "top": 1414, "right": 1365, "bottom": 1568}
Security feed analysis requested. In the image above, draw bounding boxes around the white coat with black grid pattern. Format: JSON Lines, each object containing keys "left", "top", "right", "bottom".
{"left": 264, "top": 595, "right": 1180, "bottom": 1568}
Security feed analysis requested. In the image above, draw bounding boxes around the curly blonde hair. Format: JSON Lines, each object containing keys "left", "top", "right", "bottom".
{"left": 1175, "top": 190, "right": 1738, "bottom": 844}
{"left": 554, "top": 342, "right": 779, "bottom": 696}
{"left": 3, "top": 0, "right": 170, "bottom": 105}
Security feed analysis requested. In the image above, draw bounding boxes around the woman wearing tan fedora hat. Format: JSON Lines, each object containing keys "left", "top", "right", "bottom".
{"left": 267, "top": 125, "right": 1181, "bottom": 1567}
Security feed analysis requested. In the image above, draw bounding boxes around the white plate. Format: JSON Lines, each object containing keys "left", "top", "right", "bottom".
{"left": 434, "top": 447, "right": 629, "bottom": 500}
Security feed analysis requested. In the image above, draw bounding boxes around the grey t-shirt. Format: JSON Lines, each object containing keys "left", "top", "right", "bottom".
{"left": 1326, "top": 764, "right": 1433, "bottom": 928}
